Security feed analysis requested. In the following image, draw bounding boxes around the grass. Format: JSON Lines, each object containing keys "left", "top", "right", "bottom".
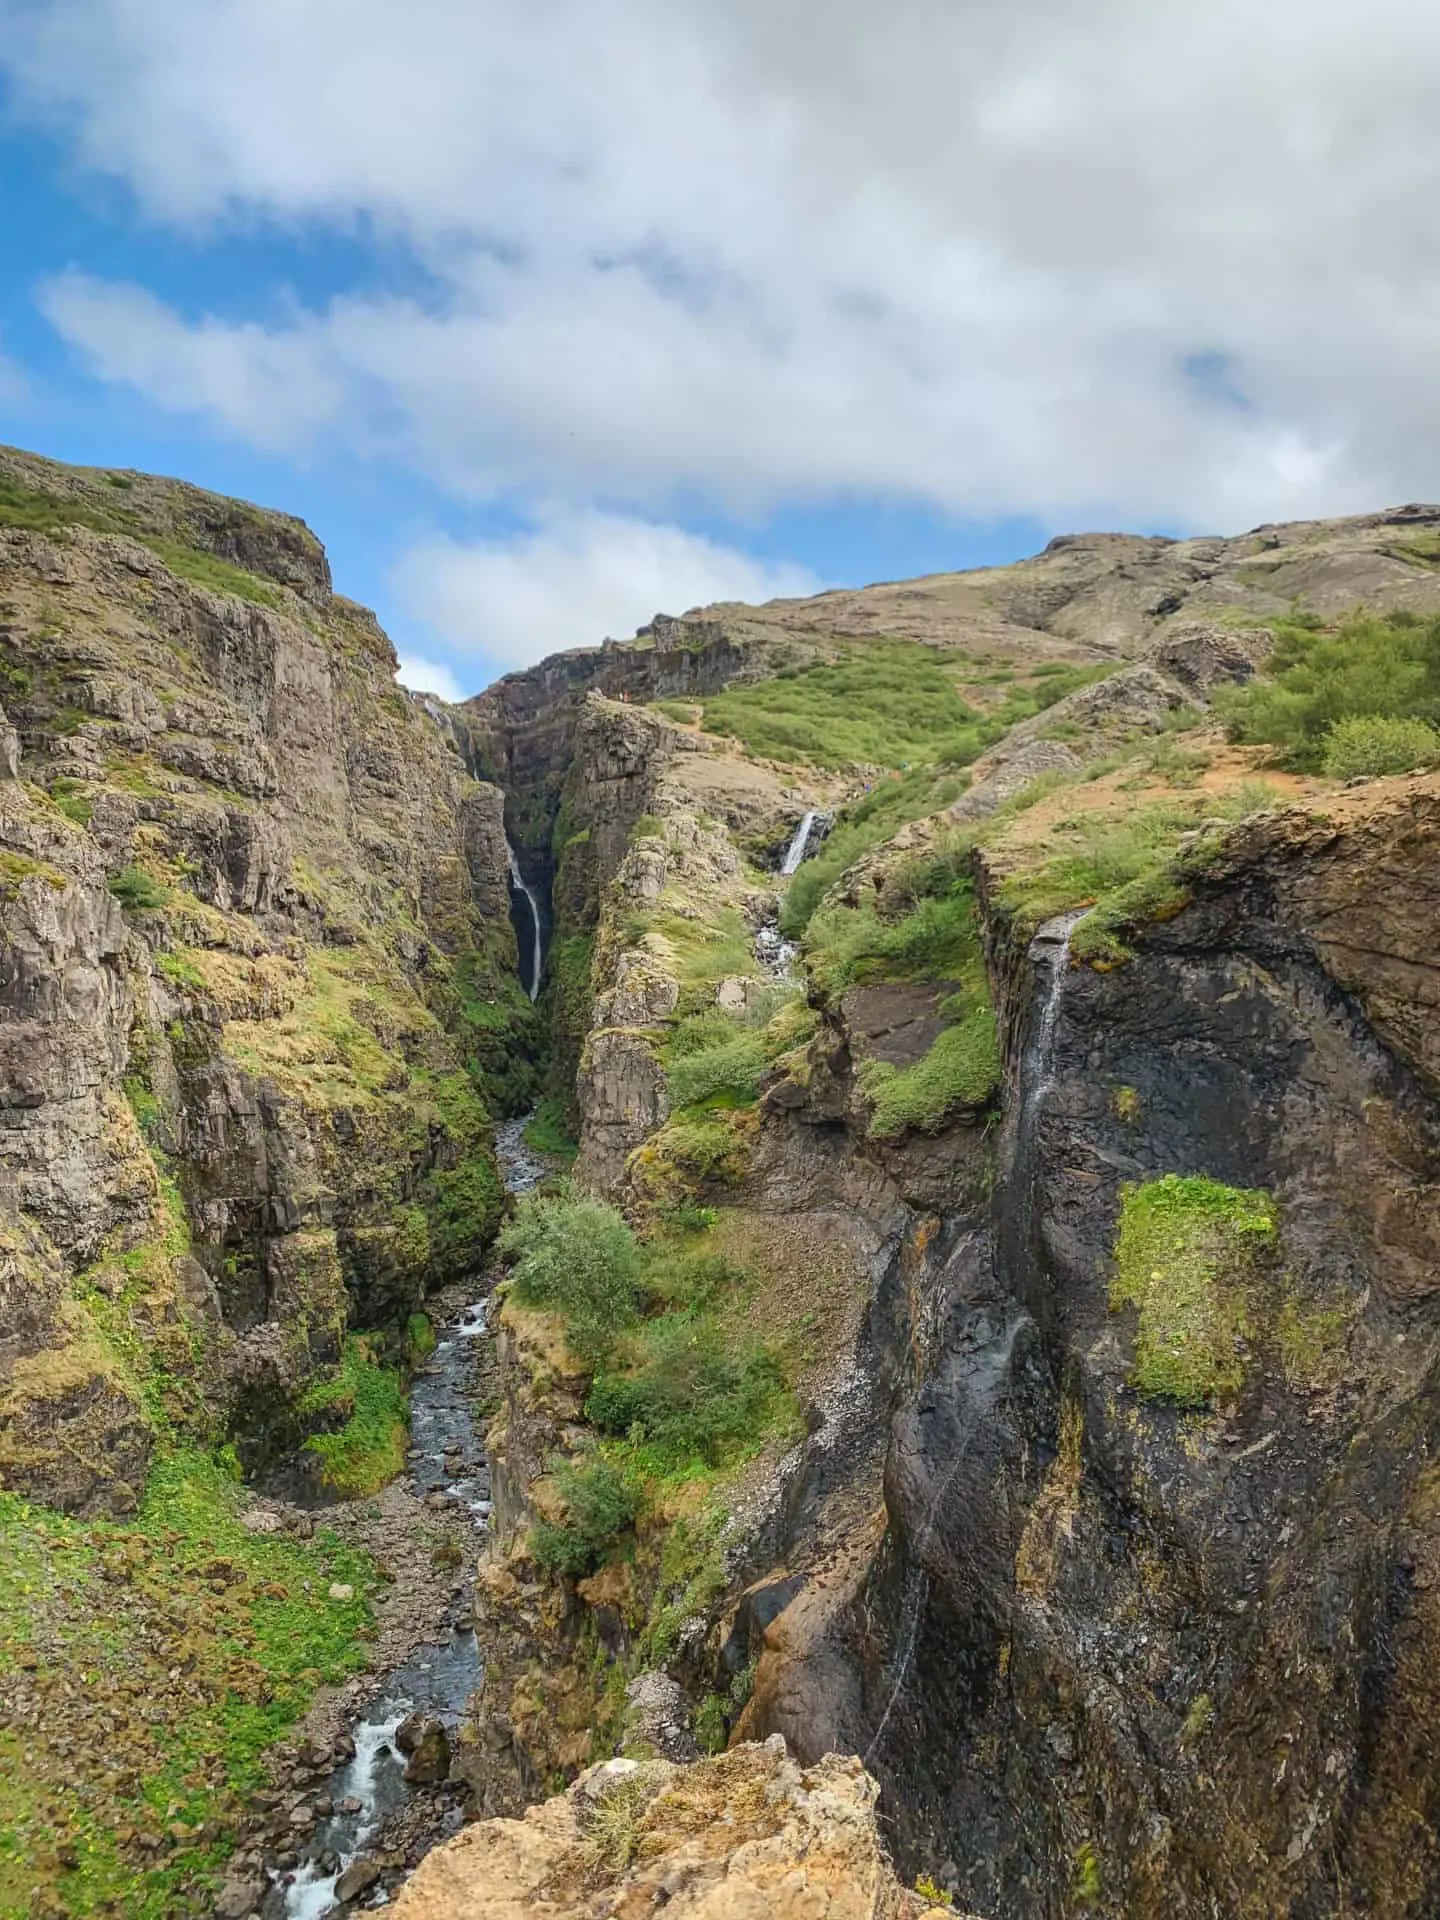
{"left": 698, "top": 640, "right": 982, "bottom": 768}
{"left": 994, "top": 784, "right": 1282, "bottom": 966}
{"left": 1110, "top": 1175, "right": 1277, "bottom": 1407}
{"left": 0, "top": 1449, "right": 374, "bottom": 1919}
{"left": 298, "top": 1336, "right": 409, "bottom": 1497}
{"left": 0, "top": 476, "right": 282, "bottom": 608}
{"left": 859, "top": 1004, "right": 1001, "bottom": 1137}
{"left": 523, "top": 1094, "right": 579, "bottom": 1161}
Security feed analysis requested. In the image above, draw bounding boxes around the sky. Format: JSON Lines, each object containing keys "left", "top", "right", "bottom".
{"left": 2, "top": 2, "right": 1440, "bottom": 700}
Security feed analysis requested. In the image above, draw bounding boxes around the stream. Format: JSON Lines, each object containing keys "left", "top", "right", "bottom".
{"left": 269, "top": 1111, "right": 546, "bottom": 1918}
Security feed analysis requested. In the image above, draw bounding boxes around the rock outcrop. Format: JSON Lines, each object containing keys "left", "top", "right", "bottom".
{"left": 394, "top": 1741, "right": 964, "bottom": 1920}
{"left": 0, "top": 446, "right": 531, "bottom": 1510}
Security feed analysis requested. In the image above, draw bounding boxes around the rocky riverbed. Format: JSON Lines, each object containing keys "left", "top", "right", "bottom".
{"left": 212, "top": 1116, "right": 547, "bottom": 1920}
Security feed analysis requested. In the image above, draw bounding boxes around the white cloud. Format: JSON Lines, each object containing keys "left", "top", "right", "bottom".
{"left": 393, "top": 511, "right": 819, "bottom": 675}
{"left": 9, "top": 0, "right": 1440, "bottom": 527}
{"left": 394, "top": 653, "right": 464, "bottom": 702}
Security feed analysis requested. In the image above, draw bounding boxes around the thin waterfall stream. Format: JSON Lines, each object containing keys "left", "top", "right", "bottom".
{"left": 268, "top": 1112, "right": 546, "bottom": 1919}
{"left": 505, "top": 842, "right": 543, "bottom": 1001}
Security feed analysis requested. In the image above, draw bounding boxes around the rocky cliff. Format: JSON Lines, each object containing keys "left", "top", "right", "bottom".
{"left": 464, "top": 505, "right": 1440, "bottom": 1918}
{"left": 0, "top": 445, "right": 538, "bottom": 1513}
{"left": 10, "top": 452, "right": 1440, "bottom": 1920}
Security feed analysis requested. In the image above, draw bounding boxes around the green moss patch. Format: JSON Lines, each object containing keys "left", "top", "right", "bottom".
{"left": 298, "top": 1336, "right": 408, "bottom": 1497}
{"left": 1110, "top": 1175, "right": 1277, "bottom": 1407}
{"left": 0, "top": 1450, "right": 374, "bottom": 1919}
{"left": 860, "top": 1003, "right": 1000, "bottom": 1137}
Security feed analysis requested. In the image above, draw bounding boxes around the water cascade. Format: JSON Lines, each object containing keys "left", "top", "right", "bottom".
{"left": 780, "top": 810, "right": 819, "bottom": 876}
{"left": 272, "top": 1113, "right": 547, "bottom": 1917}
{"left": 506, "top": 841, "right": 544, "bottom": 1001}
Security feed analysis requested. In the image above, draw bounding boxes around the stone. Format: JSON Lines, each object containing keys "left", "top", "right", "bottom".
{"left": 213, "top": 1875, "right": 265, "bottom": 1918}
{"left": 328, "top": 1582, "right": 355, "bottom": 1602}
{"left": 335, "top": 1855, "right": 384, "bottom": 1902}
{"left": 401, "top": 1719, "right": 452, "bottom": 1786}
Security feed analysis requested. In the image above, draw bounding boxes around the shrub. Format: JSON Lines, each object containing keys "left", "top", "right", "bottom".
{"left": 108, "top": 863, "right": 169, "bottom": 912}
{"left": 500, "top": 1187, "right": 642, "bottom": 1364}
{"left": 1110, "top": 1175, "right": 1276, "bottom": 1407}
{"left": 666, "top": 1030, "right": 767, "bottom": 1109}
{"left": 860, "top": 1006, "right": 1001, "bottom": 1137}
{"left": 586, "top": 1318, "right": 785, "bottom": 1468}
{"left": 530, "top": 1454, "right": 642, "bottom": 1575}
{"left": 1320, "top": 713, "right": 1440, "bottom": 778}
{"left": 1220, "top": 609, "right": 1440, "bottom": 766}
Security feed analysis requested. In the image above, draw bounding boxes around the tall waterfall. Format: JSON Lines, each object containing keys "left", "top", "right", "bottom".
{"left": 506, "top": 842, "right": 543, "bottom": 1001}
{"left": 780, "top": 810, "right": 819, "bottom": 876}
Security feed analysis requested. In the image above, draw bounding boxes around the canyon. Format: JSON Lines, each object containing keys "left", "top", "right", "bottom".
{"left": 3, "top": 444, "right": 1440, "bottom": 1919}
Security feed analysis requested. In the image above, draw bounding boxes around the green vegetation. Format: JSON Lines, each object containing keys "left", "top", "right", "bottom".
{"left": 914, "top": 1875, "right": 954, "bottom": 1908}
{"left": 1321, "top": 713, "right": 1440, "bottom": 778}
{"left": 405, "top": 1312, "right": 437, "bottom": 1363}
{"left": 700, "top": 640, "right": 981, "bottom": 767}
{"left": 860, "top": 1005, "right": 1001, "bottom": 1137}
{"left": 531, "top": 1454, "right": 643, "bottom": 1577}
{"left": 994, "top": 785, "right": 1279, "bottom": 966}
{"left": 504, "top": 1192, "right": 797, "bottom": 1574}
{"left": 48, "top": 776, "right": 93, "bottom": 825}
{"left": 298, "top": 1336, "right": 409, "bottom": 1496}
{"left": 0, "top": 1450, "right": 373, "bottom": 1919}
{"left": 0, "top": 476, "right": 283, "bottom": 608}
{"left": 662, "top": 987, "right": 801, "bottom": 1112}
{"left": 1072, "top": 1842, "right": 1103, "bottom": 1904}
{"left": 108, "top": 864, "right": 170, "bottom": 912}
{"left": 523, "top": 1093, "right": 579, "bottom": 1160}
{"left": 1220, "top": 608, "right": 1440, "bottom": 769}
{"left": 699, "top": 641, "right": 1108, "bottom": 773}
{"left": 500, "top": 1187, "right": 644, "bottom": 1365}
{"left": 694, "top": 1660, "right": 755, "bottom": 1756}
{"left": 1110, "top": 1175, "right": 1277, "bottom": 1407}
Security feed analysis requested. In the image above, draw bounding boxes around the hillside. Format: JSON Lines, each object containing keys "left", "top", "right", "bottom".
{"left": 3, "top": 445, "right": 1440, "bottom": 1918}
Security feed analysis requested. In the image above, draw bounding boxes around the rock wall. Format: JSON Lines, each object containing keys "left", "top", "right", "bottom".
{"left": 0, "top": 448, "right": 529, "bottom": 1512}
{"left": 743, "top": 776, "right": 1440, "bottom": 1919}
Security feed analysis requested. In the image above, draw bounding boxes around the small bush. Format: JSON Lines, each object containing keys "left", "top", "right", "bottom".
{"left": 531, "top": 1454, "right": 642, "bottom": 1576}
{"left": 108, "top": 863, "right": 169, "bottom": 912}
{"left": 500, "top": 1187, "right": 643, "bottom": 1364}
{"left": 666, "top": 1030, "right": 767, "bottom": 1109}
{"left": 1320, "top": 713, "right": 1440, "bottom": 778}
{"left": 586, "top": 1318, "right": 785, "bottom": 1468}
{"left": 860, "top": 1006, "right": 1001, "bottom": 1137}
{"left": 1220, "top": 609, "right": 1440, "bottom": 767}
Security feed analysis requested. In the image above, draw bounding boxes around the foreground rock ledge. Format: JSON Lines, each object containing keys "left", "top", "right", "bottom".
{"left": 392, "top": 1738, "right": 975, "bottom": 1920}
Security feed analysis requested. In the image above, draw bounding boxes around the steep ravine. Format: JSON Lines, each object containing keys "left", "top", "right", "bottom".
{"left": 10, "top": 448, "right": 1440, "bottom": 1920}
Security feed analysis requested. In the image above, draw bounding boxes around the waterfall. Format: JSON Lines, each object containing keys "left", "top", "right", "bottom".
{"left": 506, "top": 841, "right": 543, "bottom": 1001}
{"left": 780, "top": 810, "right": 818, "bottom": 876}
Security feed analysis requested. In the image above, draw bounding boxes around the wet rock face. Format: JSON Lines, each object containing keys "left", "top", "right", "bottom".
{"left": 749, "top": 781, "right": 1440, "bottom": 1919}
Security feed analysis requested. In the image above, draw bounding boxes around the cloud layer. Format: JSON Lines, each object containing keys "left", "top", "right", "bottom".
{"left": 393, "top": 512, "right": 817, "bottom": 682}
{"left": 8, "top": 0, "right": 1440, "bottom": 658}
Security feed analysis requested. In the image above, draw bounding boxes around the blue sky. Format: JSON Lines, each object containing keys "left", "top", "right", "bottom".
{"left": 1, "top": 0, "right": 1436, "bottom": 699}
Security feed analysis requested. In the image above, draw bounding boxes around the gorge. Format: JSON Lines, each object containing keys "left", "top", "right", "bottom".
{"left": 4, "top": 443, "right": 1440, "bottom": 1919}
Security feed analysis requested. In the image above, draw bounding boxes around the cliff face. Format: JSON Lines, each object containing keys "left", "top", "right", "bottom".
{"left": 0, "top": 447, "right": 530, "bottom": 1512}
{"left": 467, "top": 508, "right": 1440, "bottom": 1919}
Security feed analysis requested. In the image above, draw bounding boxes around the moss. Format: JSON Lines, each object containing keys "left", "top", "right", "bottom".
{"left": 48, "top": 777, "right": 93, "bottom": 825}
{"left": 155, "top": 950, "right": 205, "bottom": 991}
{"left": 1112, "top": 1084, "right": 1142, "bottom": 1123}
{"left": 0, "top": 1449, "right": 374, "bottom": 1919}
{"left": 405, "top": 1312, "right": 437, "bottom": 1363}
{"left": 298, "top": 1336, "right": 408, "bottom": 1497}
{"left": 523, "top": 1094, "right": 579, "bottom": 1160}
{"left": 630, "top": 1111, "right": 753, "bottom": 1207}
{"left": 859, "top": 1005, "right": 1000, "bottom": 1138}
{"left": 1110, "top": 1175, "right": 1277, "bottom": 1407}
{"left": 0, "top": 850, "right": 67, "bottom": 900}
{"left": 1276, "top": 1294, "right": 1350, "bottom": 1390}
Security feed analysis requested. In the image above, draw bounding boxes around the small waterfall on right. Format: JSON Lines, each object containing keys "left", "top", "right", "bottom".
{"left": 780, "top": 810, "right": 818, "bottom": 876}
{"left": 505, "top": 840, "right": 543, "bottom": 1001}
